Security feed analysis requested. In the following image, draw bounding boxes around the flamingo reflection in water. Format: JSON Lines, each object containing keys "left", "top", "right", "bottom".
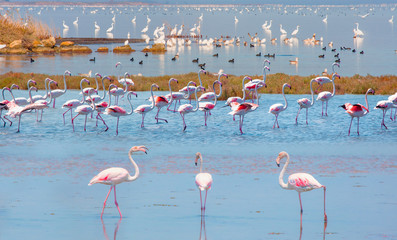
{"left": 101, "top": 218, "right": 122, "bottom": 240}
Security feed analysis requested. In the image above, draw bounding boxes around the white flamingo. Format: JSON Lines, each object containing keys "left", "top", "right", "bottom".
{"left": 195, "top": 152, "right": 213, "bottom": 214}
{"left": 269, "top": 83, "right": 291, "bottom": 128}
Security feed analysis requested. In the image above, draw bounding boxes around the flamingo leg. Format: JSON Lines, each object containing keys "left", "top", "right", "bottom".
{"left": 16, "top": 115, "right": 21, "bottom": 133}
{"left": 71, "top": 113, "right": 80, "bottom": 132}
{"left": 181, "top": 113, "right": 187, "bottom": 131}
{"left": 276, "top": 114, "right": 280, "bottom": 128}
{"left": 299, "top": 192, "right": 303, "bottom": 214}
{"left": 155, "top": 108, "right": 160, "bottom": 123}
{"left": 141, "top": 113, "right": 145, "bottom": 128}
{"left": 273, "top": 115, "right": 277, "bottom": 129}
{"left": 97, "top": 114, "right": 108, "bottom": 131}
{"left": 305, "top": 108, "right": 308, "bottom": 125}
{"left": 36, "top": 110, "right": 39, "bottom": 122}
{"left": 199, "top": 190, "right": 203, "bottom": 212}
{"left": 62, "top": 108, "right": 71, "bottom": 125}
{"left": 114, "top": 186, "right": 122, "bottom": 218}
{"left": 323, "top": 186, "right": 327, "bottom": 222}
{"left": 0, "top": 115, "right": 5, "bottom": 127}
{"left": 203, "top": 189, "right": 208, "bottom": 211}
{"left": 357, "top": 117, "right": 360, "bottom": 135}
{"left": 53, "top": 98, "right": 56, "bottom": 108}
{"left": 390, "top": 108, "right": 394, "bottom": 121}
{"left": 155, "top": 107, "right": 168, "bottom": 123}
{"left": 382, "top": 110, "right": 388, "bottom": 129}
{"left": 325, "top": 101, "right": 328, "bottom": 116}
{"left": 173, "top": 100, "right": 178, "bottom": 112}
{"left": 204, "top": 111, "right": 207, "bottom": 126}
{"left": 348, "top": 117, "right": 353, "bottom": 136}
{"left": 321, "top": 101, "right": 324, "bottom": 116}
{"left": 95, "top": 113, "right": 99, "bottom": 127}
{"left": 40, "top": 110, "right": 44, "bottom": 122}
{"left": 4, "top": 115, "right": 12, "bottom": 126}
{"left": 116, "top": 117, "right": 120, "bottom": 135}
{"left": 296, "top": 108, "right": 301, "bottom": 124}
{"left": 101, "top": 186, "right": 113, "bottom": 218}
{"left": 84, "top": 115, "right": 88, "bottom": 131}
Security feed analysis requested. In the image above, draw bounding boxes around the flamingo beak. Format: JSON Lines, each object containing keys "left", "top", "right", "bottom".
{"left": 277, "top": 163, "right": 280, "bottom": 167}
{"left": 195, "top": 162, "right": 197, "bottom": 166}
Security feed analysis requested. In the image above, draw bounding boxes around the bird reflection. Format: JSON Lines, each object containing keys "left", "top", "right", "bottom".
{"left": 199, "top": 215, "right": 207, "bottom": 240}
{"left": 95, "top": 29, "right": 100, "bottom": 38}
{"left": 107, "top": 32, "right": 114, "bottom": 39}
{"left": 102, "top": 218, "right": 122, "bottom": 240}
{"left": 63, "top": 28, "right": 69, "bottom": 38}
{"left": 298, "top": 216, "right": 327, "bottom": 240}
{"left": 354, "top": 37, "right": 363, "bottom": 49}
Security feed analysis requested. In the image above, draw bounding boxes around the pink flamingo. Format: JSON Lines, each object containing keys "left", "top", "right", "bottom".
{"left": 1, "top": 87, "right": 14, "bottom": 127}
{"left": 89, "top": 145, "right": 148, "bottom": 218}
{"left": 5, "top": 80, "right": 37, "bottom": 106}
{"left": 198, "top": 80, "right": 222, "bottom": 126}
{"left": 85, "top": 75, "right": 113, "bottom": 104}
{"left": 374, "top": 100, "right": 396, "bottom": 129}
{"left": 165, "top": 79, "right": 186, "bottom": 112}
{"left": 149, "top": 79, "right": 178, "bottom": 123}
{"left": 340, "top": 88, "right": 375, "bottom": 135}
{"left": 48, "top": 70, "right": 71, "bottom": 108}
{"left": 276, "top": 151, "right": 327, "bottom": 222}
{"left": 198, "top": 76, "right": 224, "bottom": 102}
{"left": 225, "top": 76, "right": 251, "bottom": 107}
{"left": 269, "top": 83, "right": 291, "bottom": 128}
{"left": 93, "top": 80, "right": 115, "bottom": 131}
{"left": 28, "top": 78, "right": 53, "bottom": 103}
{"left": 62, "top": 78, "right": 90, "bottom": 125}
{"left": 228, "top": 102, "right": 259, "bottom": 134}
{"left": 29, "top": 80, "right": 58, "bottom": 122}
{"left": 316, "top": 73, "right": 340, "bottom": 116}
{"left": 195, "top": 152, "right": 213, "bottom": 214}
{"left": 116, "top": 62, "right": 134, "bottom": 87}
{"left": 72, "top": 89, "right": 96, "bottom": 132}
{"left": 81, "top": 73, "right": 101, "bottom": 97}
{"left": 296, "top": 79, "right": 316, "bottom": 125}
{"left": 178, "top": 82, "right": 205, "bottom": 131}
{"left": 110, "top": 77, "right": 130, "bottom": 105}
{"left": 179, "top": 69, "right": 206, "bottom": 103}
{"left": 105, "top": 88, "right": 137, "bottom": 135}
{"left": 0, "top": 98, "right": 10, "bottom": 127}
{"left": 245, "top": 65, "right": 270, "bottom": 102}
{"left": 388, "top": 93, "right": 397, "bottom": 121}
{"left": 134, "top": 84, "right": 159, "bottom": 128}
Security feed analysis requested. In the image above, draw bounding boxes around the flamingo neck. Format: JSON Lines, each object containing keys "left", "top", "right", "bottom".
{"left": 127, "top": 151, "right": 139, "bottom": 182}
{"left": 279, "top": 154, "right": 289, "bottom": 189}
{"left": 214, "top": 81, "right": 222, "bottom": 98}
{"left": 100, "top": 77, "right": 107, "bottom": 100}
{"left": 62, "top": 72, "right": 68, "bottom": 93}
{"left": 93, "top": 74, "right": 99, "bottom": 92}
{"left": 198, "top": 71, "right": 203, "bottom": 86}
{"left": 43, "top": 78, "right": 50, "bottom": 99}
{"left": 309, "top": 79, "right": 315, "bottom": 106}
{"left": 282, "top": 84, "right": 288, "bottom": 110}
{"left": 3, "top": 88, "right": 15, "bottom": 101}
{"left": 263, "top": 68, "right": 267, "bottom": 82}
{"left": 242, "top": 77, "right": 250, "bottom": 101}
{"left": 126, "top": 92, "right": 134, "bottom": 115}
{"left": 28, "top": 87, "right": 35, "bottom": 102}
{"left": 193, "top": 87, "right": 200, "bottom": 112}
{"left": 27, "top": 79, "right": 34, "bottom": 90}
{"left": 168, "top": 79, "right": 174, "bottom": 105}
{"left": 364, "top": 89, "right": 370, "bottom": 113}
{"left": 331, "top": 76, "right": 336, "bottom": 97}
{"left": 199, "top": 155, "right": 203, "bottom": 173}
{"left": 47, "top": 82, "right": 54, "bottom": 104}
{"left": 150, "top": 85, "right": 156, "bottom": 109}
{"left": 79, "top": 80, "right": 86, "bottom": 104}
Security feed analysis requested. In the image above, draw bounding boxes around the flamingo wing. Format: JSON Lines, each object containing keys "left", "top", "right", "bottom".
{"left": 288, "top": 173, "right": 322, "bottom": 191}
{"left": 88, "top": 167, "right": 129, "bottom": 186}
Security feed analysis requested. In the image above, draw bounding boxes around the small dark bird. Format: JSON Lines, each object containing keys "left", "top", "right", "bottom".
{"left": 340, "top": 47, "right": 344, "bottom": 50}
{"left": 145, "top": 53, "right": 148, "bottom": 57}
{"left": 192, "top": 58, "right": 199, "bottom": 63}
{"left": 249, "top": 44, "right": 254, "bottom": 48}
{"left": 130, "top": 57, "right": 134, "bottom": 62}
{"left": 264, "top": 53, "right": 275, "bottom": 58}
{"left": 334, "top": 53, "right": 339, "bottom": 58}
{"left": 256, "top": 52, "right": 261, "bottom": 56}
{"left": 198, "top": 63, "right": 206, "bottom": 69}
{"left": 345, "top": 47, "right": 351, "bottom": 50}
{"left": 30, "top": 58, "right": 35, "bottom": 63}
{"left": 331, "top": 48, "right": 336, "bottom": 52}
{"left": 335, "top": 58, "right": 341, "bottom": 63}
{"left": 318, "top": 54, "right": 325, "bottom": 58}
{"left": 171, "top": 56, "right": 176, "bottom": 61}
{"left": 215, "top": 44, "right": 222, "bottom": 48}
{"left": 213, "top": 53, "right": 219, "bottom": 57}
{"left": 89, "top": 57, "right": 95, "bottom": 62}
{"left": 360, "top": 51, "right": 364, "bottom": 54}
{"left": 322, "top": 47, "right": 326, "bottom": 51}
{"left": 352, "top": 49, "right": 356, "bottom": 53}
{"left": 228, "top": 58, "right": 235, "bottom": 63}
{"left": 139, "top": 60, "right": 143, "bottom": 64}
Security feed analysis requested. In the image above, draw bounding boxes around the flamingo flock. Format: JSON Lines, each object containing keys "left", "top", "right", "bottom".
{"left": 1, "top": 61, "right": 396, "bottom": 135}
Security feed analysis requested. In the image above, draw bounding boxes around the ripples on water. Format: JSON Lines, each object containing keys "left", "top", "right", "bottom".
{"left": 1, "top": 5, "right": 397, "bottom": 76}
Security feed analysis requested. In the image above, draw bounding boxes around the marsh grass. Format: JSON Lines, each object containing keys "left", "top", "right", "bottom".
{"left": 1, "top": 71, "right": 396, "bottom": 100}
{"left": 0, "top": 10, "right": 54, "bottom": 46}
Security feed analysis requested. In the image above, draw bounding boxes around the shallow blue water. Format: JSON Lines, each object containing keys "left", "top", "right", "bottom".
{"left": 0, "top": 90, "right": 397, "bottom": 239}
{"left": 1, "top": 5, "right": 397, "bottom": 76}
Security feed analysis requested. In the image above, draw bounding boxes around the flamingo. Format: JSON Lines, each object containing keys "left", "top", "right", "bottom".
{"left": 170, "top": 24, "right": 177, "bottom": 36}
{"left": 4, "top": 80, "right": 36, "bottom": 106}
{"left": 81, "top": 73, "right": 100, "bottom": 98}
{"left": 280, "top": 24, "right": 287, "bottom": 35}
{"left": 374, "top": 100, "right": 396, "bottom": 129}
{"left": 131, "top": 16, "right": 136, "bottom": 23}
{"left": 73, "top": 17, "right": 79, "bottom": 25}
{"left": 178, "top": 82, "right": 205, "bottom": 131}
{"left": 105, "top": 88, "right": 137, "bottom": 135}
{"left": 134, "top": 84, "right": 159, "bottom": 128}
{"left": 225, "top": 76, "right": 252, "bottom": 107}
{"left": 387, "top": 93, "right": 397, "bottom": 121}
{"left": 340, "top": 88, "right": 375, "bottom": 135}
{"left": 322, "top": 15, "right": 328, "bottom": 23}
{"left": 149, "top": 78, "right": 177, "bottom": 123}
{"left": 107, "top": 23, "right": 114, "bottom": 33}
{"left": 234, "top": 16, "right": 239, "bottom": 24}
{"left": 85, "top": 75, "right": 113, "bottom": 104}
{"left": 48, "top": 70, "right": 71, "bottom": 108}
{"left": 0, "top": 97, "right": 11, "bottom": 127}
{"left": 109, "top": 80, "right": 129, "bottom": 105}
{"left": 179, "top": 69, "right": 206, "bottom": 102}
{"left": 269, "top": 83, "right": 291, "bottom": 128}
{"left": 94, "top": 21, "right": 100, "bottom": 30}
{"left": 165, "top": 78, "right": 185, "bottom": 112}
{"left": 141, "top": 24, "right": 149, "bottom": 33}
{"left": 316, "top": 73, "right": 340, "bottom": 116}
{"left": 28, "top": 78, "right": 53, "bottom": 103}
{"left": 198, "top": 80, "right": 222, "bottom": 126}
{"left": 245, "top": 65, "right": 270, "bottom": 102}
{"left": 198, "top": 74, "right": 226, "bottom": 101}
{"left": 63, "top": 20, "right": 69, "bottom": 29}
{"left": 177, "top": 24, "right": 184, "bottom": 36}
{"left": 296, "top": 79, "right": 316, "bottom": 125}
{"left": 115, "top": 62, "right": 134, "bottom": 87}
{"left": 72, "top": 89, "right": 96, "bottom": 132}
{"left": 275, "top": 151, "right": 327, "bottom": 222}
{"left": 30, "top": 80, "right": 58, "bottom": 122}
{"left": 354, "top": 23, "right": 364, "bottom": 37}
{"left": 89, "top": 145, "right": 148, "bottom": 218}
{"left": 62, "top": 78, "right": 90, "bottom": 125}
{"left": 195, "top": 152, "right": 213, "bottom": 214}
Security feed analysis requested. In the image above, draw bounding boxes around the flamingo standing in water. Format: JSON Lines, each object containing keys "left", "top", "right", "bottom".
{"left": 195, "top": 152, "right": 213, "bottom": 214}
{"left": 269, "top": 83, "right": 291, "bottom": 128}
{"left": 93, "top": 79, "right": 115, "bottom": 131}
{"left": 62, "top": 78, "right": 90, "bottom": 125}
{"left": 31, "top": 80, "right": 58, "bottom": 122}
{"left": 340, "top": 88, "right": 375, "bottom": 135}
{"left": 85, "top": 75, "right": 113, "bottom": 104}
{"left": 72, "top": 89, "right": 96, "bottom": 132}
{"left": 225, "top": 76, "right": 252, "bottom": 106}
{"left": 198, "top": 74, "right": 226, "bottom": 101}
{"left": 179, "top": 70, "right": 206, "bottom": 102}
{"left": 178, "top": 82, "right": 205, "bottom": 131}
{"left": 48, "top": 70, "right": 71, "bottom": 108}
{"left": 4, "top": 79, "right": 36, "bottom": 106}
{"left": 81, "top": 73, "right": 101, "bottom": 97}
{"left": 134, "top": 84, "right": 159, "bottom": 128}
{"left": 198, "top": 80, "right": 222, "bottom": 126}
{"left": 149, "top": 78, "right": 178, "bottom": 123}
{"left": 89, "top": 145, "right": 148, "bottom": 218}
{"left": 388, "top": 93, "right": 397, "bottom": 121}
{"left": 316, "top": 73, "right": 340, "bottom": 116}
{"left": 245, "top": 65, "right": 270, "bottom": 102}
{"left": 296, "top": 79, "right": 316, "bottom": 125}
{"left": 165, "top": 78, "right": 185, "bottom": 112}
{"left": 374, "top": 99, "right": 396, "bottom": 129}
{"left": 105, "top": 87, "right": 137, "bottom": 135}
{"left": 115, "top": 62, "right": 134, "bottom": 87}
{"left": 275, "top": 151, "right": 327, "bottom": 222}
